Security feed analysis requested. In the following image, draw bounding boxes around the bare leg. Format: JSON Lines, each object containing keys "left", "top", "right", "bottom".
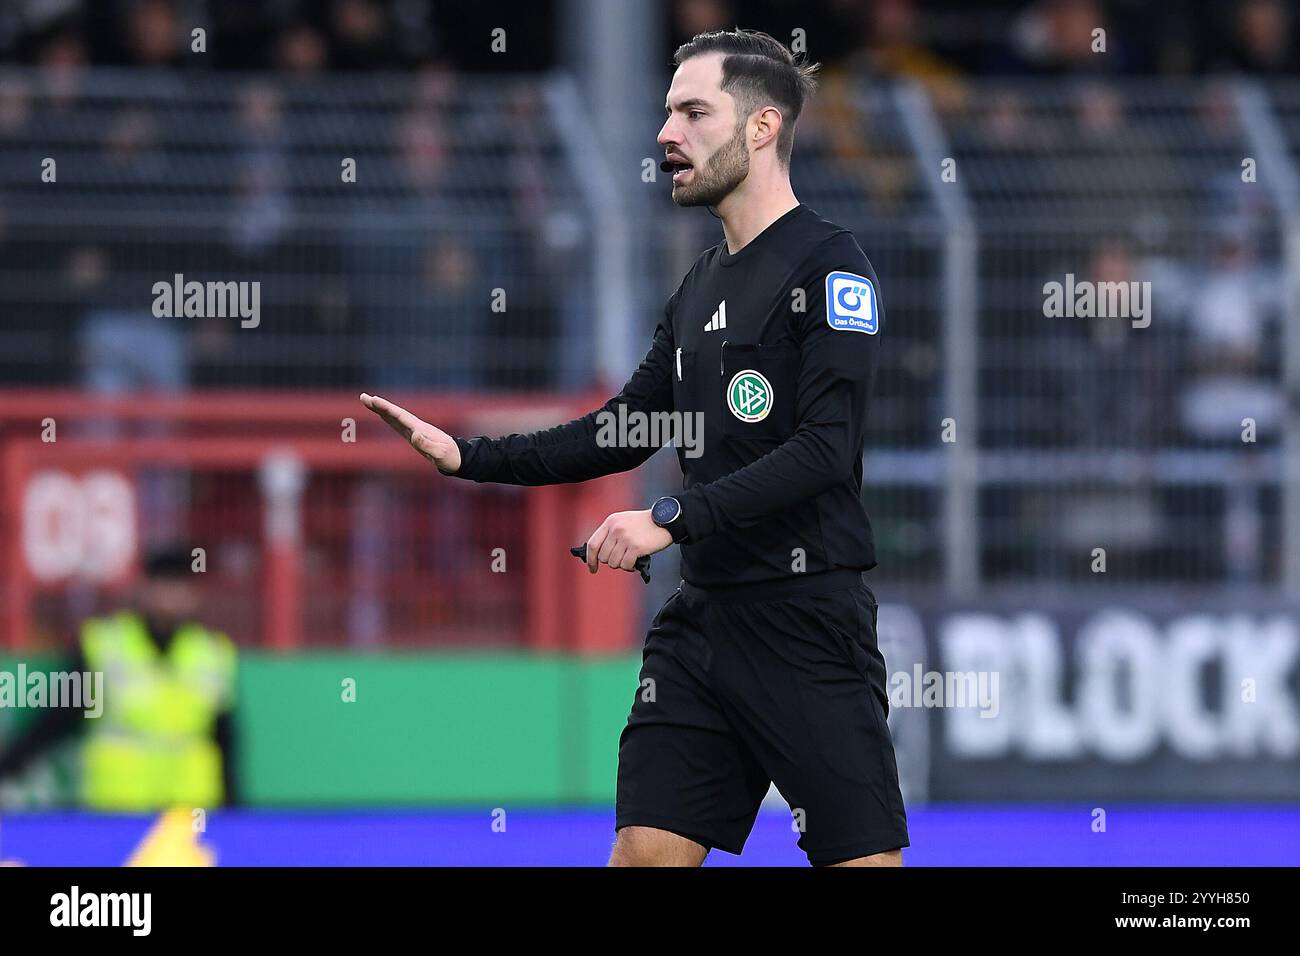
{"left": 829, "top": 848, "right": 904, "bottom": 867}
{"left": 608, "top": 826, "right": 709, "bottom": 867}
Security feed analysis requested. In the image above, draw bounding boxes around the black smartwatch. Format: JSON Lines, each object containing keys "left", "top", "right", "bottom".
{"left": 651, "top": 496, "right": 689, "bottom": 544}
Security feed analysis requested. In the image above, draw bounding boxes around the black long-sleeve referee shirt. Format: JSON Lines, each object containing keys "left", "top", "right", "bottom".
{"left": 453, "top": 203, "right": 882, "bottom": 589}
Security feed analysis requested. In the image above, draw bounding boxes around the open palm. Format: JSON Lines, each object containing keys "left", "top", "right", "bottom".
{"left": 359, "top": 393, "right": 462, "bottom": 475}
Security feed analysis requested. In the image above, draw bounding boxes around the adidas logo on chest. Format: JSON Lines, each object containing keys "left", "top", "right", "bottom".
{"left": 704, "top": 300, "right": 727, "bottom": 332}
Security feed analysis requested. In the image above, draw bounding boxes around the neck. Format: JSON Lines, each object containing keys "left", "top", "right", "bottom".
{"left": 716, "top": 170, "right": 799, "bottom": 255}
{"left": 143, "top": 615, "right": 177, "bottom": 649}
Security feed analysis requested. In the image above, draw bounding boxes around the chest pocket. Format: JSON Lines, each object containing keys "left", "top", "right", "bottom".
{"left": 672, "top": 348, "right": 700, "bottom": 412}
{"left": 720, "top": 342, "right": 799, "bottom": 441}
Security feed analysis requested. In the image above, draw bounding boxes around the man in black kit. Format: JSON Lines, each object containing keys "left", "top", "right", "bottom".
{"left": 361, "top": 28, "right": 908, "bottom": 867}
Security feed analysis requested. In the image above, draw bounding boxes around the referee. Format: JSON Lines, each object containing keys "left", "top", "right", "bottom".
{"left": 361, "top": 28, "right": 908, "bottom": 867}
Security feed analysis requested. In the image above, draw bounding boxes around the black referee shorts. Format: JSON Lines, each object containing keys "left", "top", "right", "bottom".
{"left": 615, "top": 570, "right": 910, "bottom": 865}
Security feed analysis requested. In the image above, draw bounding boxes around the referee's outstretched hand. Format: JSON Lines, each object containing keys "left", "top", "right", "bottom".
{"left": 359, "top": 393, "right": 462, "bottom": 475}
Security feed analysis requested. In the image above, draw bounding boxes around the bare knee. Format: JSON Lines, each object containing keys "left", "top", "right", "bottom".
{"left": 828, "top": 848, "right": 904, "bottom": 867}
{"left": 608, "top": 826, "right": 708, "bottom": 867}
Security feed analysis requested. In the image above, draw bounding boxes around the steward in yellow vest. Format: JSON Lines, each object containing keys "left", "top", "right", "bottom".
{"left": 0, "top": 547, "right": 238, "bottom": 811}
{"left": 80, "top": 610, "right": 235, "bottom": 810}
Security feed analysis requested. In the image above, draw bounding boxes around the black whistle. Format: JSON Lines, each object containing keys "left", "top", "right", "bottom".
{"left": 570, "top": 544, "right": 652, "bottom": 584}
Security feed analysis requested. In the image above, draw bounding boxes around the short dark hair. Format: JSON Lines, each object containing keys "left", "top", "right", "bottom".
{"left": 144, "top": 544, "right": 193, "bottom": 580}
{"left": 672, "top": 28, "right": 820, "bottom": 168}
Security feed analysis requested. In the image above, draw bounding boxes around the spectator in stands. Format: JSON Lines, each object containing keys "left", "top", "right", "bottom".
{"left": 846, "top": 0, "right": 966, "bottom": 110}
{"left": 33, "top": 26, "right": 86, "bottom": 111}
{"left": 102, "top": 106, "right": 167, "bottom": 185}
{"left": 229, "top": 81, "right": 290, "bottom": 257}
{"left": 1214, "top": 0, "right": 1298, "bottom": 74}
{"left": 976, "top": 87, "right": 1060, "bottom": 155}
{"left": 328, "top": 0, "right": 399, "bottom": 71}
{"left": 420, "top": 232, "right": 483, "bottom": 390}
{"left": 1178, "top": 224, "right": 1283, "bottom": 445}
{"left": 1064, "top": 82, "right": 1171, "bottom": 212}
{"left": 501, "top": 84, "right": 590, "bottom": 388}
{"left": 994, "top": 0, "right": 1129, "bottom": 74}
{"left": 347, "top": 107, "right": 481, "bottom": 389}
{"left": 672, "top": 0, "right": 735, "bottom": 43}
{"left": 1198, "top": 79, "right": 1277, "bottom": 256}
{"left": 0, "top": 74, "right": 33, "bottom": 135}
{"left": 1060, "top": 239, "right": 1162, "bottom": 449}
{"left": 125, "top": 0, "right": 183, "bottom": 68}
{"left": 73, "top": 245, "right": 186, "bottom": 396}
{"left": 276, "top": 22, "right": 329, "bottom": 74}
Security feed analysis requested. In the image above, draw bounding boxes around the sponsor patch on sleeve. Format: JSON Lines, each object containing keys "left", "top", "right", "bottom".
{"left": 825, "top": 271, "right": 879, "bottom": 334}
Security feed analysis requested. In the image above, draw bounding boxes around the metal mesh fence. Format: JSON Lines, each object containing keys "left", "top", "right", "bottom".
{"left": 0, "top": 69, "right": 596, "bottom": 391}
{"left": 3, "top": 67, "right": 1299, "bottom": 592}
{"left": 933, "top": 79, "right": 1293, "bottom": 588}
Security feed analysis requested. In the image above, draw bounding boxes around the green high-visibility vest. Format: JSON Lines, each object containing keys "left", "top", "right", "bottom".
{"left": 80, "top": 611, "right": 236, "bottom": 811}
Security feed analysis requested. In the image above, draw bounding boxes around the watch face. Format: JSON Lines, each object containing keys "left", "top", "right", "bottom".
{"left": 652, "top": 497, "right": 679, "bottom": 526}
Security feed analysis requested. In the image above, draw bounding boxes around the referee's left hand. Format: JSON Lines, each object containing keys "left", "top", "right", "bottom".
{"left": 585, "top": 510, "right": 673, "bottom": 575}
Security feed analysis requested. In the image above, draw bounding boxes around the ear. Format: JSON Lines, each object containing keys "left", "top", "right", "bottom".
{"left": 751, "top": 104, "right": 783, "bottom": 154}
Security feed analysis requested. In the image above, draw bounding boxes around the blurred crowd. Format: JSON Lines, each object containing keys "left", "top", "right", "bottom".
{"left": 0, "top": 0, "right": 1293, "bottom": 426}
{"left": 0, "top": 0, "right": 1293, "bottom": 588}
{"left": 0, "top": 63, "right": 584, "bottom": 391}
{"left": 674, "top": 0, "right": 1300, "bottom": 79}
{"left": 0, "top": 0, "right": 555, "bottom": 72}
{"left": 4, "top": 0, "right": 1298, "bottom": 78}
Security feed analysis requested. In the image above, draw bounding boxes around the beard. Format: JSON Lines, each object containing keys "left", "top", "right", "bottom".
{"left": 671, "top": 121, "right": 750, "bottom": 207}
